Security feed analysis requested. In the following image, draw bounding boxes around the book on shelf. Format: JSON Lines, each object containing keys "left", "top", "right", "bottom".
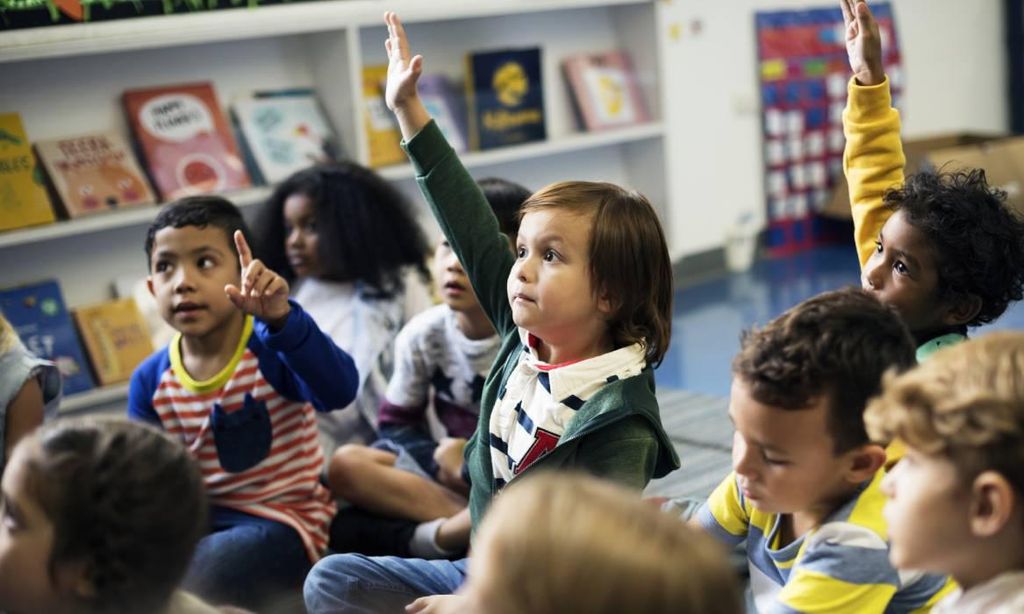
{"left": 362, "top": 64, "right": 406, "bottom": 168}
{"left": 465, "top": 47, "right": 546, "bottom": 151}
{"left": 231, "top": 89, "right": 341, "bottom": 185}
{"left": 562, "top": 50, "right": 650, "bottom": 131}
{"left": 418, "top": 74, "right": 469, "bottom": 153}
{"left": 35, "top": 132, "right": 156, "bottom": 218}
{"left": 0, "top": 279, "right": 94, "bottom": 396}
{"left": 73, "top": 297, "right": 155, "bottom": 386}
{"left": 0, "top": 112, "right": 57, "bottom": 232}
{"left": 123, "top": 81, "right": 251, "bottom": 201}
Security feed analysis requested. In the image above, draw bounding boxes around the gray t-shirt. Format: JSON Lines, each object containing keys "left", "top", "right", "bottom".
{"left": 0, "top": 338, "right": 61, "bottom": 474}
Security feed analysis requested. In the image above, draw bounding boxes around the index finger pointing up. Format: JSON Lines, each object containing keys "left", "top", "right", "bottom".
{"left": 234, "top": 230, "right": 253, "bottom": 268}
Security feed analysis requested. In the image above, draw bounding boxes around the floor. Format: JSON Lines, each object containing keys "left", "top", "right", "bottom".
{"left": 644, "top": 242, "right": 1024, "bottom": 500}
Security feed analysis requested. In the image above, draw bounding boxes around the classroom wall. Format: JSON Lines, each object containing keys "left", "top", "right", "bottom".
{"left": 660, "top": 0, "right": 1007, "bottom": 257}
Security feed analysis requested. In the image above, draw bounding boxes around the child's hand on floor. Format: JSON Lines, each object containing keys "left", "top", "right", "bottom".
{"left": 405, "top": 594, "right": 469, "bottom": 614}
{"left": 225, "top": 230, "right": 291, "bottom": 330}
{"left": 840, "top": 0, "right": 884, "bottom": 86}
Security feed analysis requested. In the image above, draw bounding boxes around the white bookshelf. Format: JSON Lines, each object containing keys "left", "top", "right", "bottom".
{"left": 1, "top": 0, "right": 675, "bottom": 414}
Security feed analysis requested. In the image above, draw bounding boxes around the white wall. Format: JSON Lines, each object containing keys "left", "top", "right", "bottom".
{"left": 659, "top": 0, "right": 1007, "bottom": 257}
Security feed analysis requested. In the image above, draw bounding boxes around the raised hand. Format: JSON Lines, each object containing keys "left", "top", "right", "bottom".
{"left": 383, "top": 11, "right": 431, "bottom": 139}
{"left": 840, "top": 0, "right": 884, "bottom": 86}
{"left": 224, "top": 230, "right": 291, "bottom": 328}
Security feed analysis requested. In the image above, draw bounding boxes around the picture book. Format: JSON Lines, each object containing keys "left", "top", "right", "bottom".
{"left": 0, "top": 113, "right": 56, "bottom": 232}
{"left": 123, "top": 81, "right": 251, "bottom": 200}
{"left": 35, "top": 132, "right": 156, "bottom": 218}
{"left": 232, "top": 89, "right": 340, "bottom": 184}
{"left": 418, "top": 74, "right": 468, "bottom": 153}
{"left": 562, "top": 50, "right": 650, "bottom": 131}
{"left": 73, "top": 297, "right": 154, "bottom": 386}
{"left": 466, "top": 47, "right": 546, "bottom": 150}
{"left": 362, "top": 64, "right": 406, "bottom": 167}
{"left": 0, "top": 280, "right": 94, "bottom": 395}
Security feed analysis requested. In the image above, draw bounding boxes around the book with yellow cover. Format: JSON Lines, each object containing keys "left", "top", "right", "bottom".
{"left": 362, "top": 64, "right": 406, "bottom": 168}
{"left": 0, "top": 113, "right": 56, "bottom": 232}
{"left": 73, "top": 297, "right": 154, "bottom": 386}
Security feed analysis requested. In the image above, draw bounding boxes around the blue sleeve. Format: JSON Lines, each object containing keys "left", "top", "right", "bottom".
{"left": 128, "top": 349, "right": 166, "bottom": 427}
{"left": 254, "top": 300, "right": 359, "bottom": 412}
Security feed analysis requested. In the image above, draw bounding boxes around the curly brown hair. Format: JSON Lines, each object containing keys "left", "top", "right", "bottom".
{"left": 520, "top": 181, "right": 673, "bottom": 366}
{"left": 24, "top": 418, "right": 206, "bottom": 613}
{"left": 865, "top": 331, "right": 1024, "bottom": 494}
{"left": 733, "top": 288, "right": 916, "bottom": 453}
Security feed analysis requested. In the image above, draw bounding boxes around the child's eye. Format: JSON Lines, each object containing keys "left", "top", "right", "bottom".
{"left": 154, "top": 261, "right": 170, "bottom": 273}
{"left": 516, "top": 247, "right": 527, "bottom": 259}
{"left": 198, "top": 257, "right": 215, "bottom": 269}
{"left": 893, "top": 260, "right": 909, "bottom": 275}
{"left": 543, "top": 250, "right": 558, "bottom": 262}
{"left": 304, "top": 221, "right": 317, "bottom": 233}
{"left": 874, "top": 240, "right": 883, "bottom": 253}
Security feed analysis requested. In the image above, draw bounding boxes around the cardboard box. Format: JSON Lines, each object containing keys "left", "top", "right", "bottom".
{"left": 823, "top": 132, "right": 1011, "bottom": 219}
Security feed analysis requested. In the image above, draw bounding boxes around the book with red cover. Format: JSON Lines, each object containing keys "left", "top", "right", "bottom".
{"left": 123, "top": 82, "right": 251, "bottom": 200}
{"left": 562, "top": 50, "right": 649, "bottom": 131}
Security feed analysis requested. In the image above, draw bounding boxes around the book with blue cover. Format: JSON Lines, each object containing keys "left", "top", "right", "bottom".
{"left": 0, "top": 280, "right": 94, "bottom": 395}
{"left": 466, "top": 47, "right": 546, "bottom": 151}
{"left": 232, "top": 89, "right": 340, "bottom": 185}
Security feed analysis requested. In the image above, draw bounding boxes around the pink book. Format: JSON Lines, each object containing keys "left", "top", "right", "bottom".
{"left": 562, "top": 50, "right": 650, "bottom": 131}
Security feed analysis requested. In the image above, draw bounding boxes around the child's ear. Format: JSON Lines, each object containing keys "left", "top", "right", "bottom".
{"left": 54, "top": 559, "right": 97, "bottom": 602}
{"left": 968, "top": 470, "right": 1017, "bottom": 538}
{"left": 146, "top": 276, "right": 155, "bottom": 297}
{"left": 845, "top": 443, "right": 886, "bottom": 483}
{"left": 942, "top": 293, "right": 982, "bottom": 327}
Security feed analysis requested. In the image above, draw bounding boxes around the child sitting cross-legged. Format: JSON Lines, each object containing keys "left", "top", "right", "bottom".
{"left": 696, "top": 288, "right": 957, "bottom": 613}
{"left": 326, "top": 177, "right": 529, "bottom": 559}
{"left": 865, "top": 332, "right": 1024, "bottom": 613}
{"left": 302, "top": 12, "right": 680, "bottom": 613}
{"left": 129, "top": 196, "right": 359, "bottom": 611}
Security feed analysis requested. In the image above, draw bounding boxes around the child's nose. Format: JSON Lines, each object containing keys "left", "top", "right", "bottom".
{"left": 173, "top": 266, "right": 196, "bottom": 291}
{"left": 864, "top": 257, "right": 885, "bottom": 290}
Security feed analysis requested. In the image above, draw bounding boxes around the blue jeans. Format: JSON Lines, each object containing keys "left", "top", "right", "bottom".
{"left": 304, "top": 554, "right": 469, "bottom": 614}
{"left": 183, "top": 506, "right": 311, "bottom": 611}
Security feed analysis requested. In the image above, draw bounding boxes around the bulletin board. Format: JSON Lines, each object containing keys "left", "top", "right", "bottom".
{"left": 756, "top": 3, "right": 901, "bottom": 256}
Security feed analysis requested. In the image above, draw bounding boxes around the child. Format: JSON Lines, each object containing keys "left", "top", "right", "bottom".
{"left": 129, "top": 196, "right": 359, "bottom": 610}
{"left": 0, "top": 312, "right": 60, "bottom": 476}
{"left": 0, "top": 418, "right": 217, "bottom": 614}
{"left": 253, "top": 162, "right": 433, "bottom": 451}
{"left": 439, "top": 472, "right": 742, "bottom": 614}
{"left": 841, "top": 0, "right": 1024, "bottom": 359}
{"left": 326, "top": 178, "right": 529, "bottom": 558}
{"left": 696, "top": 288, "right": 956, "bottom": 613}
{"left": 865, "top": 332, "right": 1024, "bottom": 613}
{"left": 302, "top": 13, "right": 680, "bottom": 612}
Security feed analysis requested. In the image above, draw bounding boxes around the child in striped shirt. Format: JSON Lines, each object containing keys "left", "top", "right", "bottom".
{"left": 128, "top": 196, "right": 358, "bottom": 611}
{"left": 696, "top": 288, "right": 956, "bottom": 613}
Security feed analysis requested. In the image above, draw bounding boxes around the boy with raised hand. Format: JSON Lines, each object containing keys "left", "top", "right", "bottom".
{"left": 696, "top": 288, "right": 956, "bottom": 613}
{"left": 129, "top": 195, "right": 358, "bottom": 611}
{"left": 865, "top": 332, "right": 1024, "bottom": 614}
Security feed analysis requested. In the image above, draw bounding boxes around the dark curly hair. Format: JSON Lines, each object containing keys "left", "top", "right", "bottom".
{"left": 144, "top": 195, "right": 251, "bottom": 270}
{"left": 253, "top": 162, "right": 430, "bottom": 297}
{"left": 733, "top": 288, "right": 916, "bottom": 453}
{"left": 883, "top": 169, "right": 1024, "bottom": 326}
{"left": 476, "top": 177, "right": 530, "bottom": 239}
{"left": 24, "top": 418, "right": 206, "bottom": 614}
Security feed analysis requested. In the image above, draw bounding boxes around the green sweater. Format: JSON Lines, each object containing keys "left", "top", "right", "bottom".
{"left": 403, "top": 121, "right": 680, "bottom": 531}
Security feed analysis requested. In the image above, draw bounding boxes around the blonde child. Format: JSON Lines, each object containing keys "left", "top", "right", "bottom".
{"left": 449, "top": 472, "right": 742, "bottom": 614}
{"left": 253, "top": 162, "right": 433, "bottom": 450}
{"left": 129, "top": 196, "right": 359, "bottom": 610}
{"left": 865, "top": 332, "right": 1024, "bottom": 613}
{"left": 0, "top": 418, "right": 218, "bottom": 614}
{"left": 303, "top": 13, "right": 679, "bottom": 613}
{"left": 696, "top": 288, "right": 956, "bottom": 613}
{"left": 0, "top": 313, "right": 60, "bottom": 476}
{"left": 327, "top": 178, "right": 528, "bottom": 559}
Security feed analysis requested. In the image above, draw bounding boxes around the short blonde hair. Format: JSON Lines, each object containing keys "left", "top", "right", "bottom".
{"left": 0, "top": 312, "right": 18, "bottom": 355}
{"left": 469, "top": 472, "right": 741, "bottom": 614}
{"left": 865, "top": 331, "right": 1024, "bottom": 493}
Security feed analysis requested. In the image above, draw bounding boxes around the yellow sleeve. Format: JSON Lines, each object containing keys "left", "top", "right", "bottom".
{"left": 696, "top": 472, "right": 750, "bottom": 544}
{"left": 779, "top": 569, "right": 896, "bottom": 614}
{"left": 842, "top": 76, "right": 905, "bottom": 269}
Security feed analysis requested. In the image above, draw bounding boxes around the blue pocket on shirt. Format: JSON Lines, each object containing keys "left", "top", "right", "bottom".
{"left": 211, "top": 393, "right": 272, "bottom": 473}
